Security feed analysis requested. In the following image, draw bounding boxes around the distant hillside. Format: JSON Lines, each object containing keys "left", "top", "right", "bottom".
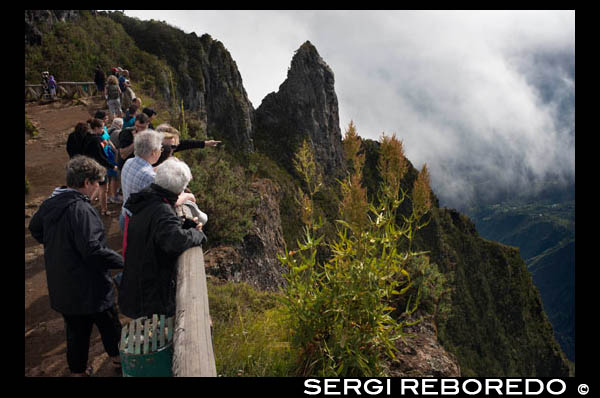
{"left": 468, "top": 199, "right": 575, "bottom": 361}
{"left": 528, "top": 239, "right": 574, "bottom": 361}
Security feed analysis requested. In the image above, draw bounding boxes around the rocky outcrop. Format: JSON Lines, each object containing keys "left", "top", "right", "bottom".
{"left": 204, "top": 178, "right": 286, "bottom": 291}
{"left": 199, "top": 35, "right": 254, "bottom": 152}
{"left": 25, "top": 10, "right": 90, "bottom": 45}
{"left": 388, "top": 313, "right": 461, "bottom": 377}
{"left": 253, "top": 41, "right": 345, "bottom": 179}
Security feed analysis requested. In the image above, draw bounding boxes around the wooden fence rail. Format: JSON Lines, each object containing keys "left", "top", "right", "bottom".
{"left": 25, "top": 81, "right": 99, "bottom": 101}
{"left": 172, "top": 246, "right": 217, "bottom": 377}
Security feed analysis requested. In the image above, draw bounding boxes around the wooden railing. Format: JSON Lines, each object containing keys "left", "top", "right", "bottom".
{"left": 25, "top": 81, "right": 99, "bottom": 101}
{"left": 172, "top": 246, "right": 217, "bottom": 376}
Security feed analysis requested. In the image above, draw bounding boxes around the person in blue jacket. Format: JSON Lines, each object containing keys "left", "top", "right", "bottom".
{"left": 29, "top": 156, "right": 124, "bottom": 376}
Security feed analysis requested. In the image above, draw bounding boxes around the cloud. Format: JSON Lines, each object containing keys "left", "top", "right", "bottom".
{"left": 123, "top": 10, "right": 575, "bottom": 209}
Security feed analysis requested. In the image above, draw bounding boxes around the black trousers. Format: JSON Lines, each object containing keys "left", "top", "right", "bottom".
{"left": 61, "top": 305, "right": 122, "bottom": 373}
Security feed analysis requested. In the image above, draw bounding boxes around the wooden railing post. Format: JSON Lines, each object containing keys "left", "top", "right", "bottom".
{"left": 172, "top": 246, "right": 216, "bottom": 377}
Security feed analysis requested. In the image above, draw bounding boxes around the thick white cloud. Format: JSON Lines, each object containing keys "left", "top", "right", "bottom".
{"left": 123, "top": 10, "right": 574, "bottom": 208}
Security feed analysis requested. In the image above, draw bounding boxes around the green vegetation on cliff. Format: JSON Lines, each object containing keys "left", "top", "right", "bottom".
{"left": 468, "top": 200, "right": 575, "bottom": 362}
{"left": 25, "top": 11, "right": 170, "bottom": 99}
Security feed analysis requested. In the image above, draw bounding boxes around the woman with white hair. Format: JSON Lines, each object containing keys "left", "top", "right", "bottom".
{"left": 118, "top": 157, "right": 206, "bottom": 319}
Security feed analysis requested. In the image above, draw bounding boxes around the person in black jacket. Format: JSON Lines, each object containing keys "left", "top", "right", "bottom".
{"left": 94, "top": 65, "right": 105, "bottom": 93}
{"left": 119, "top": 157, "right": 206, "bottom": 320}
{"left": 153, "top": 123, "right": 221, "bottom": 167}
{"left": 66, "top": 122, "right": 90, "bottom": 159}
{"left": 28, "top": 156, "right": 124, "bottom": 377}
{"left": 117, "top": 113, "right": 150, "bottom": 170}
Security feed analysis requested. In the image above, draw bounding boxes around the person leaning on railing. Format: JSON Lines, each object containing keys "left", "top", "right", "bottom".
{"left": 118, "top": 157, "right": 206, "bottom": 320}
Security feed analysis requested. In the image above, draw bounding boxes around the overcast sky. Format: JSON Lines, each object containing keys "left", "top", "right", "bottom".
{"left": 123, "top": 10, "right": 575, "bottom": 209}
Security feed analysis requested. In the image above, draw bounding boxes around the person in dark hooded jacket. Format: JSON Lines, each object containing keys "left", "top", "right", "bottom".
{"left": 118, "top": 157, "right": 206, "bottom": 320}
{"left": 28, "top": 156, "right": 124, "bottom": 376}
{"left": 66, "top": 122, "right": 91, "bottom": 158}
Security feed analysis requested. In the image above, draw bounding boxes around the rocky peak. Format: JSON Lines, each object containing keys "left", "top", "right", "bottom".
{"left": 200, "top": 37, "right": 255, "bottom": 152}
{"left": 253, "top": 41, "right": 344, "bottom": 179}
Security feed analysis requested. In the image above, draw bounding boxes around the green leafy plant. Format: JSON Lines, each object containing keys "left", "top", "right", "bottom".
{"left": 279, "top": 128, "right": 435, "bottom": 377}
{"left": 25, "top": 116, "right": 38, "bottom": 137}
{"left": 208, "top": 280, "right": 297, "bottom": 377}
{"left": 187, "top": 152, "right": 258, "bottom": 247}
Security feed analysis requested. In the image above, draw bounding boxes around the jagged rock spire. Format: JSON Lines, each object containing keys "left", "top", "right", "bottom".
{"left": 253, "top": 41, "right": 344, "bottom": 179}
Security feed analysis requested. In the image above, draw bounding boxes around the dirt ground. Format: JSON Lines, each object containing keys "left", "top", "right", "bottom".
{"left": 25, "top": 97, "right": 128, "bottom": 377}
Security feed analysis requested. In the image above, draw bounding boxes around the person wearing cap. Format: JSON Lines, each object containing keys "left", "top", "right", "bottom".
{"left": 142, "top": 107, "right": 157, "bottom": 130}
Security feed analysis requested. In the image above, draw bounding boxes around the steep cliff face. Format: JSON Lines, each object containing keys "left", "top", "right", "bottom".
{"left": 204, "top": 178, "right": 286, "bottom": 291}
{"left": 412, "top": 208, "right": 569, "bottom": 376}
{"left": 253, "top": 41, "right": 345, "bottom": 179}
{"left": 106, "top": 13, "right": 254, "bottom": 152}
{"left": 200, "top": 35, "right": 254, "bottom": 152}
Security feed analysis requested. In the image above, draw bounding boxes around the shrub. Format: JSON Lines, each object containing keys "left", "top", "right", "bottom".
{"left": 25, "top": 116, "right": 38, "bottom": 137}
{"left": 208, "top": 280, "right": 297, "bottom": 376}
{"left": 279, "top": 129, "right": 436, "bottom": 377}
{"left": 186, "top": 151, "right": 257, "bottom": 247}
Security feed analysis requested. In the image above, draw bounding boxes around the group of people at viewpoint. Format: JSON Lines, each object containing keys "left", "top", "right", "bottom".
{"left": 29, "top": 66, "right": 221, "bottom": 376}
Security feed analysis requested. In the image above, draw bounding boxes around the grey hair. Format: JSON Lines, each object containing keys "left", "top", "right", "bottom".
{"left": 66, "top": 155, "right": 106, "bottom": 188}
{"left": 111, "top": 117, "right": 123, "bottom": 129}
{"left": 134, "top": 129, "right": 164, "bottom": 158}
{"left": 154, "top": 157, "right": 193, "bottom": 195}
